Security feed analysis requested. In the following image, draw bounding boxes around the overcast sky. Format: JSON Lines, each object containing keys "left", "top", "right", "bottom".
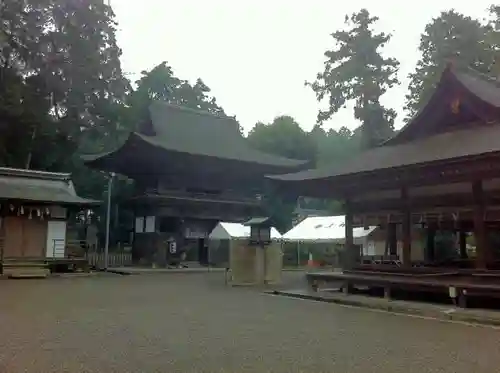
{"left": 111, "top": 0, "right": 494, "bottom": 133}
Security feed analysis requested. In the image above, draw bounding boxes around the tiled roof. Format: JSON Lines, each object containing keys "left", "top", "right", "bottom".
{"left": 0, "top": 167, "right": 99, "bottom": 205}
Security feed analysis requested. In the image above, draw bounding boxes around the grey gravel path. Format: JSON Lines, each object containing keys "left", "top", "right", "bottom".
{"left": 0, "top": 272, "right": 499, "bottom": 373}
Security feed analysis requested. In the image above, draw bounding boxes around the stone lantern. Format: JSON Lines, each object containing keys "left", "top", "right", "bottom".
{"left": 245, "top": 217, "right": 272, "bottom": 246}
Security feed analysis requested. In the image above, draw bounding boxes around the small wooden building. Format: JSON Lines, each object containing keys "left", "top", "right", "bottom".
{"left": 83, "top": 103, "right": 308, "bottom": 267}
{"left": 0, "top": 167, "right": 98, "bottom": 275}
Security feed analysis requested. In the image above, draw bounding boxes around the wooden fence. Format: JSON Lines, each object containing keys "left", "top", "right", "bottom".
{"left": 86, "top": 252, "right": 132, "bottom": 268}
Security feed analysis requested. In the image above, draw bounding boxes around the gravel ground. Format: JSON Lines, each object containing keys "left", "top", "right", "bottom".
{"left": 0, "top": 272, "right": 499, "bottom": 373}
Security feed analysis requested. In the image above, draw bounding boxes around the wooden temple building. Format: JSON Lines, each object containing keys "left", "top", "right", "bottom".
{"left": 269, "top": 66, "right": 500, "bottom": 305}
{"left": 83, "top": 102, "right": 307, "bottom": 266}
{"left": 0, "top": 167, "right": 98, "bottom": 277}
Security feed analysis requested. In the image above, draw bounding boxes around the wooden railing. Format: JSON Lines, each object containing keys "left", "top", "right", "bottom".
{"left": 51, "top": 239, "right": 87, "bottom": 258}
{"left": 49, "top": 239, "right": 132, "bottom": 268}
{"left": 86, "top": 252, "right": 132, "bottom": 268}
{"left": 51, "top": 239, "right": 66, "bottom": 258}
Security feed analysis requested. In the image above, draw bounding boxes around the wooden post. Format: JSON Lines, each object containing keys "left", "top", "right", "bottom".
{"left": 426, "top": 223, "right": 436, "bottom": 263}
{"left": 473, "top": 180, "right": 489, "bottom": 269}
{"left": 384, "top": 286, "right": 391, "bottom": 300}
{"left": 401, "top": 187, "right": 411, "bottom": 267}
{"left": 0, "top": 216, "right": 3, "bottom": 275}
{"left": 387, "top": 223, "right": 397, "bottom": 256}
{"left": 344, "top": 201, "right": 355, "bottom": 269}
{"left": 459, "top": 230, "right": 467, "bottom": 260}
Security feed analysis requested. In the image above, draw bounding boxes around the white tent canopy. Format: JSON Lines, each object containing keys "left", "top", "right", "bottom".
{"left": 209, "top": 222, "right": 282, "bottom": 240}
{"left": 282, "top": 215, "right": 376, "bottom": 243}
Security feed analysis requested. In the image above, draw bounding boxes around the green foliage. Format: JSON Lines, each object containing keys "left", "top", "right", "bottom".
{"left": 309, "top": 125, "right": 361, "bottom": 214}
{"left": 308, "top": 9, "right": 399, "bottom": 148}
{"left": 246, "top": 116, "right": 360, "bottom": 229}
{"left": 247, "top": 115, "right": 317, "bottom": 163}
{"left": 405, "top": 10, "right": 500, "bottom": 119}
{"left": 246, "top": 116, "right": 317, "bottom": 232}
{"left": 126, "top": 61, "right": 226, "bottom": 131}
{"left": 0, "top": 0, "right": 128, "bottom": 172}
{"left": 0, "top": 0, "right": 132, "bottom": 242}
{"left": 312, "top": 125, "right": 360, "bottom": 168}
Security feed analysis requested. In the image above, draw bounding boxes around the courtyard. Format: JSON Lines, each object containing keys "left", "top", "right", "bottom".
{"left": 0, "top": 272, "right": 499, "bottom": 373}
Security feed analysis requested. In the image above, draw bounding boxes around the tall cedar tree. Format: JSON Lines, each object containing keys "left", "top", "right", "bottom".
{"left": 0, "top": 0, "right": 129, "bottom": 171}
{"left": 308, "top": 9, "right": 399, "bottom": 148}
{"left": 405, "top": 10, "right": 500, "bottom": 119}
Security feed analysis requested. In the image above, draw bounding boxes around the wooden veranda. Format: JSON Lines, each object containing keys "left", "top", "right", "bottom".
{"left": 270, "top": 65, "right": 500, "bottom": 307}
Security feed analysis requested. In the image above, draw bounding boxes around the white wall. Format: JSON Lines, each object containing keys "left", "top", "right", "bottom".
{"left": 46, "top": 220, "right": 67, "bottom": 258}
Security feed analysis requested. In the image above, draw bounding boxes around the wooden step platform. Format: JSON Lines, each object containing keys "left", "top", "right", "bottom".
{"left": 306, "top": 268, "right": 500, "bottom": 308}
{"left": 2, "top": 260, "right": 50, "bottom": 279}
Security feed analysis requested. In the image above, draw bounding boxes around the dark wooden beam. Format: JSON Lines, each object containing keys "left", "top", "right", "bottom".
{"left": 386, "top": 222, "right": 397, "bottom": 256}
{"left": 351, "top": 191, "right": 500, "bottom": 214}
{"left": 354, "top": 210, "right": 500, "bottom": 228}
{"left": 459, "top": 230, "right": 467, "bottom": 259}
{"left": 426, "top": 223, "right": 436, "bottom": 262}
{"left": 473, "top": 180, "right": 489, "bottom": 269}
{"left": 401, "top": 187, "right": 411, "bottom": 267}
{"left": 299, "top": 153, "right": 500, "bottom": 198}
{"left": 344, "top": 201, "right": 355, "bottom": 270}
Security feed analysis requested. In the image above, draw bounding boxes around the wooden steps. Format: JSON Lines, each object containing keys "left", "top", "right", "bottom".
{"left": 2, "top": 260, "right": 50, "bottom": 279}
{"left": 1, "top": 257, "right": 90, "bottom": 278}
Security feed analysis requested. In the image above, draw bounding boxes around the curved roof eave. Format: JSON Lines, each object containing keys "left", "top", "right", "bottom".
{"left": 134, "top": 132, "right": 308, "bottom": 168}
{"left": 383, "top": 66, "right": 454, "bottom": 145}
{"left": 83, "top": 131, "right": 309, "bottom": 172}
{"left": 385, "top": 65, "right": 500, "bottom": 145}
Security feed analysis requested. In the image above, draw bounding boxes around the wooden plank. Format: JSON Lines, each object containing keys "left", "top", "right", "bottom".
{"left": 351, "top": 190, "right": 500, "bottom": 214}
{"left": 301, "top": 154, "right": 500, "bottom": 198}
{"left": 306, "top": 272, "right": 500, "bottom": 291}
{"left": 3, "top": 217, "right": 23, "bottom": 258}
{"left": 344, "top": 155, "right": 500, "bottom": 193}
{"left": 23, "top": 218, "right": 46, "bottom": 258}
{"left": 354, "top": 211, "right": 500, "bottom": 228}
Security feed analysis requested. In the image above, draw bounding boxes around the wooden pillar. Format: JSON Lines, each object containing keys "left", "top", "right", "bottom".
{"left": 401, "top": 187, "right": 411, "bottom": 267}
{"left": 459, "top": 230, "right": 467, "bottom": 260}
{"left": 344, "top": 201, "right": 355, "bottom": 269}
{"left": 0, "top": 216, "right": 3, "bottom": 275}
{"left": 426, "top": 223, "right": 436, "bottom": 263}
{"left": 387, "top": 223, "right": 397, "bottom": 256}
{"left": 473, "top": 180, "right": 489, "bottom": 269}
